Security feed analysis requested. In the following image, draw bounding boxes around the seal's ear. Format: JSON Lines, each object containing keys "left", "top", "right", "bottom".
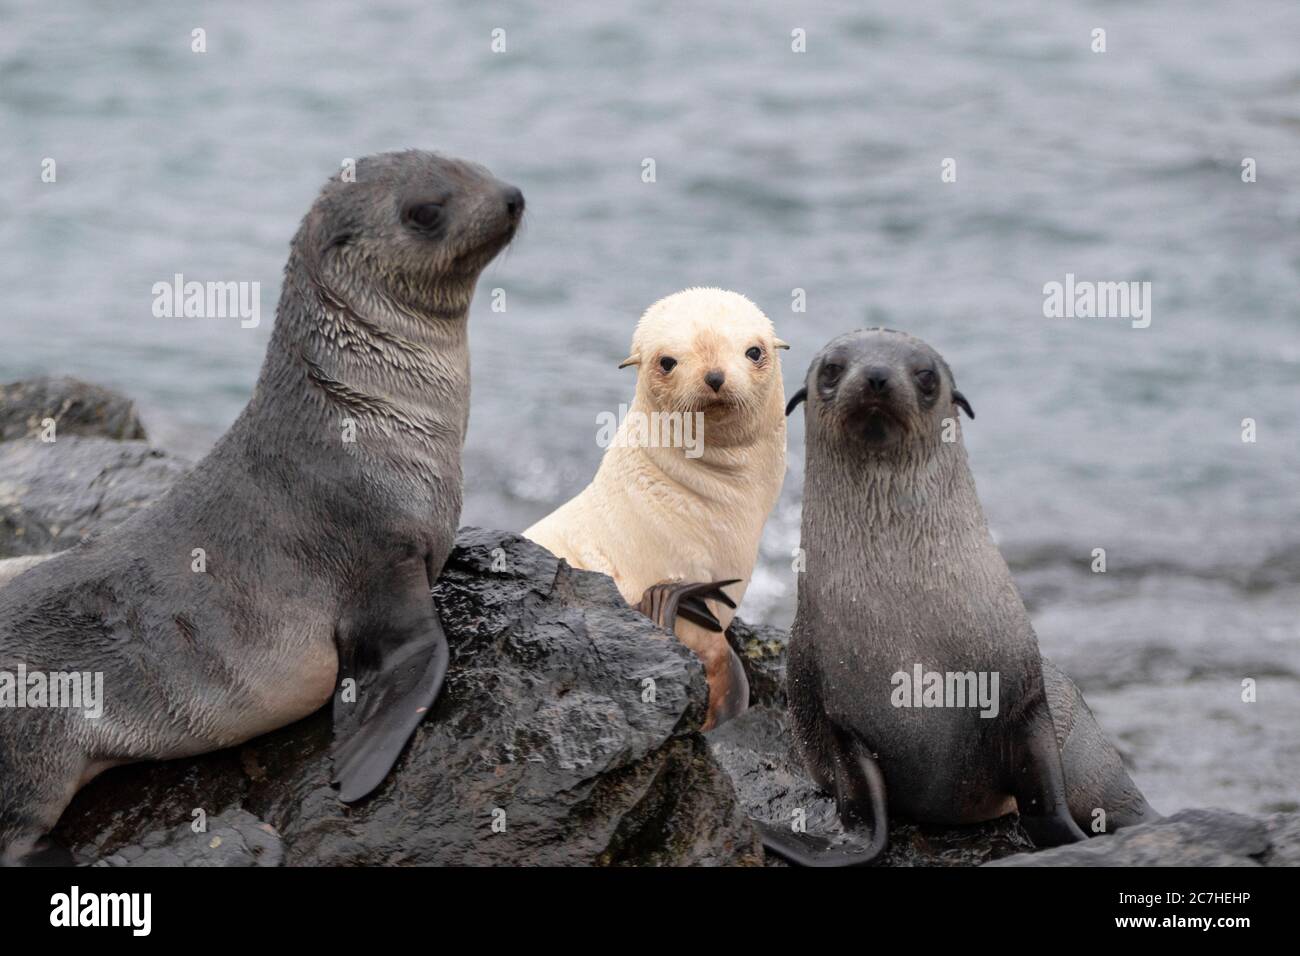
{"left": 618, "top": 353, "right": 640, "bottom": 369}
{"left": 773, "top": 338, "right": 790, "bottom": 350}
{"left": 952, "top": 389, "right": 975, "bottom": 420}
{"left": 785, "top": 387, "right": 807, "bottom": 416}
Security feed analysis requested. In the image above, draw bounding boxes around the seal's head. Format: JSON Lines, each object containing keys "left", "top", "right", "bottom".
{"left": 619, "top": 288, "right": 788, "bottom": 431}
{"left": 787, "top": 328, "right": 974, "bottom": 455}
{"left": 297, "top": 150, "right": 524, "bottom": 318}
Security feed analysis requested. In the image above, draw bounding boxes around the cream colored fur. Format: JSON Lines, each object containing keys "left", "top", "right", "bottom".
{"left": 524, "top": 288, "right": 787, "bottom": 706}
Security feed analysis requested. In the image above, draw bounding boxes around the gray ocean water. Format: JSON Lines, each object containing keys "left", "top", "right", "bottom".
{"left": 2, "top": 1, "right": 1297, "bottom": 817}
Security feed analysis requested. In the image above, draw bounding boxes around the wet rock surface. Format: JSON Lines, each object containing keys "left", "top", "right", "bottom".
{"left": 0, "top": 377, "right": 184, "bottom": 558}
{"left": 90, "top": 810, "right": 283, "bottom": 868}
{"left": 987, "top": 808, "right": 1295, "bottom": 867}
{"left": 55, "top": 529, "right": 761, "bottom": 866}
{"left": 0, "top": 377, "right": 147, "bottom": 443}
{"left": 0, "top": 438, "right": 188, "bottom": 557}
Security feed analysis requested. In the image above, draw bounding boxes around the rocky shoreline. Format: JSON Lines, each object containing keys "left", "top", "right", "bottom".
{"left": 2, "top": 378, "right": 1294, "bottom": 866}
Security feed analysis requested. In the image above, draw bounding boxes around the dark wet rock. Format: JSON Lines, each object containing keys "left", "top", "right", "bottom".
{"left": 726, "top": 617, "right": 789, "bottom": 708}
{"left": 54, "top": 529, "right": 762, "bottom": 866}
{"left": 91, "top": 810, "right": 283, "bottom": 868}
{"left": 987, "top": 808, "right": 1299, "bottom": 866}
{"left": 1, "top": 377, "right": 146, "bottom": 443}
{"left": 709, "top": 704, "right": 1035, "bottom": 866}
{"left": 0, "top": 437, "right": 187, "bottom": 557}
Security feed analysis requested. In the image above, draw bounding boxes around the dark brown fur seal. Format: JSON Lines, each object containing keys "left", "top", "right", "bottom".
{"left": 0, "top": 150, "right": 523, "bottom": 864}
{"left": 767, "top": 329, "right": 1156, "bottom": 865}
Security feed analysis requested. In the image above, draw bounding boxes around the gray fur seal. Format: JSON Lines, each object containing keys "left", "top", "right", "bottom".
{"left": 0, "top": 150, "right": 523, "bottom": 864}
{"left": 770, "top": 329, "right": 1156, "bottom": 865}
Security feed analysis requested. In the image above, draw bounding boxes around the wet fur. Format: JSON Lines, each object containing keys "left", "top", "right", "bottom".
{"left": 0, "top": 151, "right": 519, "bottom": 862}
{"left": 788, "top": 328, "right": 1156, "bottom": 848}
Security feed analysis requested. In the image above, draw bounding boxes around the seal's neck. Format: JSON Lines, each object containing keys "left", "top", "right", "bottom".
{"left": 241, "top": 252, "right": 473, "bottom": 479}
{"left": 803, "top": 428, "right": 988, "bottom": 562}
{"left": 623, "top": 384, "right": 786, "bottom": 503}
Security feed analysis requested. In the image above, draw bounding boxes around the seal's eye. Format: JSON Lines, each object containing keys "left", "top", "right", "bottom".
{"left": 914, "top": 369, "right": 938, "bottom": 393}
{"left": 820, "top": 362, "right": 843, "bottom": 386}
{"left": 659, "top": 356, "right": 677, "bottom": 373}
{"left": 745, "top": 346, "right": 763, "bottom": 363}
{"left": 404, "top": 202, "right": 444, "bottom": 230}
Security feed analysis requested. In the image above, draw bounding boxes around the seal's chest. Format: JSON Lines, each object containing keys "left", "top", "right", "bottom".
{"left": 208, "top": 620, "right": 339, "bottom": 747}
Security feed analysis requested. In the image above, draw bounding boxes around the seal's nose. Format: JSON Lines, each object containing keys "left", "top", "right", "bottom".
{"left": 864, "top": 368, "right": 891, "bottom": 392}
{"left": 502, "top": 186, "right": 525, "bottom": 225}
{"left": 704, "top": 370, "right": 726, "bottom": 393}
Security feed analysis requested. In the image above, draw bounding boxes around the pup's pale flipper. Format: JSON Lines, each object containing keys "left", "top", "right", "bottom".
{"left": 331, "top": 560, "right": 449, "bottom": 803}
{"left": 637, "top": 579, "right": 739, "bottom": 633}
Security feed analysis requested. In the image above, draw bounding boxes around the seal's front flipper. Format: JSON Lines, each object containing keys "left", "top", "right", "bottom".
{"left": 707, "top": 646, "right": 750, "bottom": 727}
{"left": 1011, "top": 697, "right": 1088, "bottom": 847}
{"left": 637, "top": 579, "right": 740, "bottom": 633}
{"left": 331, "top": 559, "right": 449, "bottom": 803}
{"left": 759, "top": 724, "right": 889, "bottom": 867}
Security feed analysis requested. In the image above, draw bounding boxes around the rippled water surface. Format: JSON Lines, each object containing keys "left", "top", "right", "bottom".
{"left": 2, "top": 1, "right": 1297, "bottom": 815}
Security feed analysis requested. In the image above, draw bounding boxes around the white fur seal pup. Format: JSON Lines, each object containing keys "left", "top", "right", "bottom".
{"left": 0, "top": 151, "right": 523, "bottom": 864}
{"left": 524, "top": 288, "right": 788, "bottom": 730}
{"left": 771, "top": 329, "right": 1157, "bottom": 865}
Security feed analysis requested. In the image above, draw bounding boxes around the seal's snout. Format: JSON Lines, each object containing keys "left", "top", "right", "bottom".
{"left": 844, "top": 362, "right": 899, "bottom": 414}
{"left": 704, "top": 369, "right": 726, "bottom": 393}
{"left": 501, "top": 185, "right": 525, "bottom": 226}
{"left": 864, "top": 367, "right": 891, "bottom": 393}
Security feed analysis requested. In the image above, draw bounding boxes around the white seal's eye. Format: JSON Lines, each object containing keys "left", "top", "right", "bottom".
{"left": 820, "top": 362, "right": 843, "bottom": 385}
{"left": 745, "top": 346, "right": 763, "bottom": 362}
{"left": 914, "top": 369, "right": 938, "bottom": 393}
{"left": 659, "top": 356, "right": 677, "bottom": 373}
{"left": 404, "top": 202, "right": 444, "bottom": 230}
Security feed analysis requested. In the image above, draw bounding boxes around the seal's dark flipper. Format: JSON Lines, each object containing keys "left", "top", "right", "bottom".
{"left": 14, "top": 835, "right": 76, "bottom": 868}
{"left": 331, "top": 561, "right": 449, "bottom": 803}
{"left": 636, "top": 579, "right": 740, "bottom": 634}
{"left": 759, "top": 725, "right": 889, "bottom": 867}
{"left": 757, "top": 823, "right": 882, "bottom": 867}
{"left": 1040, "top": 655, "right": 1160, "bottom": 831}
{"left": 1012, "top": 698, "right": 1088, "bottom": 847}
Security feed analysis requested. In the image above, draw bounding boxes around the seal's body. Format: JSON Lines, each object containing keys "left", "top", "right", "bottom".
{"left": 525, "top": 289, "right": 788, "bottom": 729}
{"left": 0, "top": 151, "right": 523, "bottom": 863}
{"left": 775, "top": 329, "right": 1155, "bottom": 864}
{"left": 0, "top": 557, "right": 49, "bottom": 591}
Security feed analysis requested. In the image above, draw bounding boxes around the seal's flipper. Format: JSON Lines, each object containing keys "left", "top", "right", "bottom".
{"left": 636, "top": 579, "right": 740, "bottom": 633}
{"left": 759, "top": 725, "right": 889, "bottom": 866}
{"left": 756, "top": 823, "right": 882, "bottom": 867}
{"left": 1041, "top": 656, "right": 1161, "bottom": 830}
{"left": 331, "top": 562, "right": 449, "bottom": 803}
{"left": 709, "top": 646, "right": 751, "bottom": 727}
{"left": 1011, "top": 696, "right": 1088, "bottom": 847}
